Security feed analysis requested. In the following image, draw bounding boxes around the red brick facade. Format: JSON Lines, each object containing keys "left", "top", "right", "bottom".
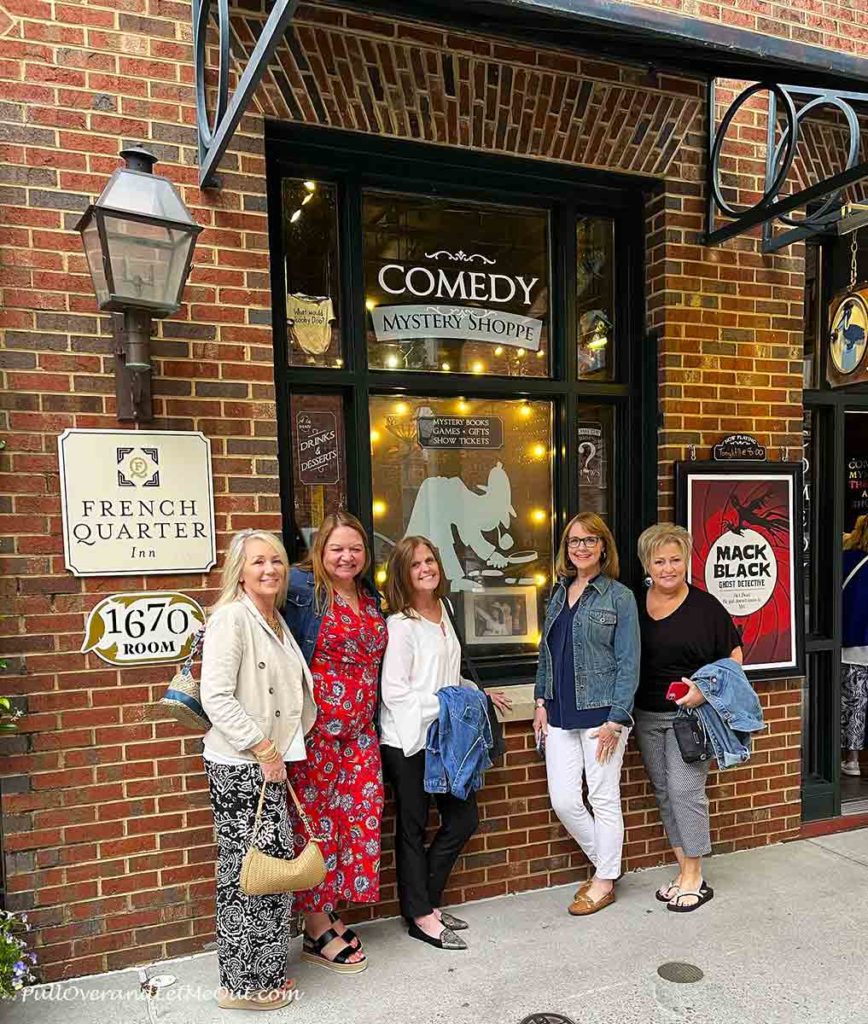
{"left": 0, "top": 0, "right": 847, "bottom": 981}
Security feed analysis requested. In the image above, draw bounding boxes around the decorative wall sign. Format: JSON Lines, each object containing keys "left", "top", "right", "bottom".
{"left": 827, "top": 285, "right": 868, "bottom": 388}
{"left": 676, "top": 462, "right": 803, "bottom": 679}
{"left": 417, "top": 415, "right": 504, "bottom": 450}
{"left": 81, "top": 592, "right": 205, "bottom": 666}
{"left": 577, "top": 421, "right": 606, "bottom": 488}
{"left": 295, "top": 409, "right": 340, "bottom": 485}
{"left": 58, "top": 429, "right": 215, "bottom": 576}
{"left": 712, "top": 434, "right": 767, "bottom": 462}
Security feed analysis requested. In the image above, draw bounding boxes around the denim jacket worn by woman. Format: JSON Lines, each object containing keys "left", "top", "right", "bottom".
{"left": 424, "top": 686, "right": 493, "bottom": 801}
{"left": 687, "top": 657, "right": 764, "bottom": 770}
{"left": 533, "top": 574, "right": 640, "bottom": 726}
{"left": 283, "top": 566, "right": 382, "bottom": 666}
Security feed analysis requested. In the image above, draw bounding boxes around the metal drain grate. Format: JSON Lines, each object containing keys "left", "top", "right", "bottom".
{"left": 657, "top": 961, "right": 704, "bottom": 984}
{"left": 519, "top": 1015, "right": 576, "bottom": 1024}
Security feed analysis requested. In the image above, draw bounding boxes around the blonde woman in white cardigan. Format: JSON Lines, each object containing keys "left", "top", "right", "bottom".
{"left": 379, "top": 536, "right": 511, "bottom": 951}
{"left": 200, "top": 529, "right": 316, "bottom": 1011}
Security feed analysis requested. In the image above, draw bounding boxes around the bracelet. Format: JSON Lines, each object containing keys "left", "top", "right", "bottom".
{"left": 254, "top": 742, "right": 279, "bottom": 763}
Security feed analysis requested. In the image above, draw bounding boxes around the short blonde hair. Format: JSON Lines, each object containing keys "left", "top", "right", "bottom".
{"left": 555, "top": 512, "right": 620, "bottom": 580}
{"left": 212, "top": 530, "right": 290, "bottom": 611}
{"left": 637, "top": 523, "right": 692, "bottom": 574}
{"left": 845, "top": 515, "right": 868, "bottom": 553}
{"left": 297, "top": 510, "right": 371, "bottom": 612}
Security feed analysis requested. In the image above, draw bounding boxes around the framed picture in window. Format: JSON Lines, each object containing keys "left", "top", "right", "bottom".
{"left": 675, "top": 461, "right": 804, "bottom": 679}
{"left": 464, "top": 586, "right": 539, "bottom": 647}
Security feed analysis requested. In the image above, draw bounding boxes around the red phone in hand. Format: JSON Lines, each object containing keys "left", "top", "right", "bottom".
{"left": 666, "top": 681, "right": 690, "bottom": 702}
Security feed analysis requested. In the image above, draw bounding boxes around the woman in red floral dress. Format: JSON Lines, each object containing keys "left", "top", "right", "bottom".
{"left": 284, "top": 511, "right": 387, "bottom": 974}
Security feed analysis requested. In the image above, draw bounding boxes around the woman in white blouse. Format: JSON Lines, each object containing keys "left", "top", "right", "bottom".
{"left": 200, "top": 529, "right": 316, "bottom": 1010}
{"left": 380, "top": 536, "right": 511, "bottom": 951}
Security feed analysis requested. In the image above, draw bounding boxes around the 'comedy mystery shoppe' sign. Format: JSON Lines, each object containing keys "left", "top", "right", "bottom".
{"left": 58, "top": 429, "right": 216, "bottom": 576}
{"left": 676, "top": 462, "right": 803, "bottom": 677}
{"left": 81, "top": 592, "right": 205, "bottom": 666}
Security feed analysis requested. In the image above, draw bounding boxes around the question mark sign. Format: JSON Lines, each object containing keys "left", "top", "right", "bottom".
{"left": 578, "top": 442, "right": 596, "bottom": 481}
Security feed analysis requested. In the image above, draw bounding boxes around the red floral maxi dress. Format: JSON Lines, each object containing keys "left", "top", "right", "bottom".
{"left": 288, "top": 590, "right": 387, "bottom": 913}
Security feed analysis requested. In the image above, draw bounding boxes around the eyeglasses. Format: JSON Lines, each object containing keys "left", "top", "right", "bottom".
{"left": 567, "top": 536, "right": 600, "bottom": 550}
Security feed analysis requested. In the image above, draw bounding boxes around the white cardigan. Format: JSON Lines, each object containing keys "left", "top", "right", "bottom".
{"left": 379, "top": 602, "right": 476, "bottom": 757}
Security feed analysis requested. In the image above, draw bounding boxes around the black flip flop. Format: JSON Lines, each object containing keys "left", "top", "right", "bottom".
{"left": 667, "top": 882, "right": 714, "bottom": 913}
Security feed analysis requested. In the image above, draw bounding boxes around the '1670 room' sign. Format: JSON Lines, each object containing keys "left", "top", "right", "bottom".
{"left": 58, "top": 429, "right": 216, "bottom": 576}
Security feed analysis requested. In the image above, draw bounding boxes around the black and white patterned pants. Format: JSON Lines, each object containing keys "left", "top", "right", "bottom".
{"left": 204, "top": 760, "right": 295, "bottom": 995}
{"left": 635, "top": 710, "right": 712, "bottom": 859}
{"left": 842, "top": 663, "right": 868, "bottom": 751}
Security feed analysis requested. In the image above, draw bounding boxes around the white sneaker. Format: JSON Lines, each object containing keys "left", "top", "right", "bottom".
{"left": 842, "top": 760, "right": 862, "bottom": 777}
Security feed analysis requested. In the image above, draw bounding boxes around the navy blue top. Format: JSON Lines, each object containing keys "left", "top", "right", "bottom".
{"left": 545, "top": 596, "right": 610, "bottom": 730}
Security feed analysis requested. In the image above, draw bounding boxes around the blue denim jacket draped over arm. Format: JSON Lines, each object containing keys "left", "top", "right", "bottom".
{"left": 424, "top": 686, "right": 492, "bottom": 800}
{"left": 533, "top": 574, "right": 640, "bottom": 726}
{"left": 688, "top": 657, "right": 765, "bottom": 769}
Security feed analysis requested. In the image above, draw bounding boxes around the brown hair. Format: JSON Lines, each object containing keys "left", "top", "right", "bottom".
{"left": 298, "top": 510, "right": 372, "bottom": 611}
{"left": 384, "top": 536, "right": 449, "bottom": 617}
{"left": 555, "top": 512, "right": 620, "bottom": 580}
{"left": 845, "top": 515, "right": 868, "bottom": 553}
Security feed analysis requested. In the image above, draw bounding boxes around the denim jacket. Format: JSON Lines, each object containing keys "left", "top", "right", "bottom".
{"left": 687, "top": 657, "right": 764, "bottom": 770}
{"left": 424, "top": 686, "right": 492, "bottom": 800}
{"left": 283, "top": 567, "right": 382, "bottom": 666}
{"left": 533, "top": 574, "right": 640, "bottom": 726}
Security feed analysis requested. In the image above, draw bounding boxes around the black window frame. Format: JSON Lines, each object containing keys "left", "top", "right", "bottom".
{"left": 266, "top": 123, "right": 648, "bottom": 684}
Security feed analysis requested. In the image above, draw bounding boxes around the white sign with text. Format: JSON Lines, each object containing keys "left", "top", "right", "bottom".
{"left": 58, "top": 429, "right": 216, "bottom": 576}
{"left": 81, "top": 592, "right": 206, "bottom": 666}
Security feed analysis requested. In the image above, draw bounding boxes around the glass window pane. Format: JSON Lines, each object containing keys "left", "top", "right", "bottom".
{"left": 364, "top": 192, "right": 551, "bottom": 377}
{"left": 370, "top": 395, "right": 554, "bottom": 655}
{"left": 283, "top": 179, "right": 342, "bottom": 368}
{"left": 290, "top": 393, "right": 347, "bottom": 553}
{"left": 576, "top": 217, "right": 615, "bottom": 380}
{"left": 576, "top": 404, "right": 614, "bottom": 523}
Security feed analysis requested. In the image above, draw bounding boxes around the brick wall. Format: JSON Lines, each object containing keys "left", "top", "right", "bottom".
{"left": 0, "top": 0, "right": 824, "bottom": 981}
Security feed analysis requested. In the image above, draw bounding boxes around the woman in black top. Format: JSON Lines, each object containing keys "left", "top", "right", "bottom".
{"left": 635, "top": 524, "right": 742, "bottom": 913}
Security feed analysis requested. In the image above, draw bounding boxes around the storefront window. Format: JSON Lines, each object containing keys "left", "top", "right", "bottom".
{"left": 369, "top": 395, "right": 553, "bottom": 654}
{"left": 577, "top": 404, "right": 614, "bottom": 521}
{"left": 363, "top": 192, "right": 550, "bottom": 377}
{"left": 577, "top": 217, "right": 615, "bottom": 380}
{"left": 290, "top": 393, "right": 347, "bottom": 552}
{"left": 283, "top": 179, "right": 342, "bottom": 368}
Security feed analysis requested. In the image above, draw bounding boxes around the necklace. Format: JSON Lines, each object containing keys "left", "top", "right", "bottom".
{"left": 266, "top": 611, "right": 282, "bottom": 635}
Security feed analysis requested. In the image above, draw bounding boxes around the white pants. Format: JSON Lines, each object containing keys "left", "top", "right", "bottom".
{"left": 545, "top": 724, "right": 629, "bottom": 880}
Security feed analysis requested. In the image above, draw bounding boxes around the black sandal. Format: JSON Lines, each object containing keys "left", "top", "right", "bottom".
{"left": 667, "top": 882, "right": 714, "bottom": 913}
{"left": 302, "top": 928, "right": 367, "bottom": 973}
{"left": 327, "top": 911, "right": 361, "bottom": 949}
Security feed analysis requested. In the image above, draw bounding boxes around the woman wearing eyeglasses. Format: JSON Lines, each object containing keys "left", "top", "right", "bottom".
{"left": 532, "top": 513, "right": 640, "bottom": 916}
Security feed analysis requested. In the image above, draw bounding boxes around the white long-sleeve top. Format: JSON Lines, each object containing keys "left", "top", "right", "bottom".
{"left": 379, "top": 602, "right": 476, "bottom": 757}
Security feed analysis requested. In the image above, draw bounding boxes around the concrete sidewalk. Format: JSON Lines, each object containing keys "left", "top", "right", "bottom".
{"left": 6, "top": 829, "right": 868, "bottom": 1024}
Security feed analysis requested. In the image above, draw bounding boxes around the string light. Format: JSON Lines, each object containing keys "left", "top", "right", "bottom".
{"left": 441, "top": 361, "right": 451, "bottom": 371}
{"left": 456, "top": 398, "right": 470, "bottom": 414}
{"left": 365, "top": 299, "right": 376, "bottom": 311}
{"left": 370, "top": 428, "right": 381, "bottom": 444}
{"left": 530, "top": 508, "right": 547, "bottom": 524}
{"left": 470, "top": 360, "right": 485, "bottom": 374}
{"left": 519, "top": 402, "right": 532, "bottom": 419}
{"left": 301, "top": 193, "right": 314, "bottom": 206}
{"left": 530, "top": 443, "right": 547, "bottom": 459}
{"left": 393, "top": 401, "right": 409, "bottom": 415}
{"left": 373, "top": 500, "right": 387, "bottom": 517}
{"left": 534, "top": 573, "right": 547, "bottom": 587}
{"left": 375, "top": 568, "right": 387, "bottom": 585}
{"left": 385, "top": 354, "right": 399, "bottom": 368}
{"left": 494, "top": 346, "right": 504, "bottom": 356}
{"left": 536, "top": 349, "right": 545, "bottom": 359}
{"left": 516, "top": 348, "right": 526, "bottom": 357}
{"left": 289, "top": 209, "right": 302, "bottom": 223}
{"left": 303, "top": 181, "right": 316, "bottom": 192}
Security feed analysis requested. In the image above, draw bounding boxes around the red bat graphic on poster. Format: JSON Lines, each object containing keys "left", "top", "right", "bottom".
{"left": 687, "top": 475, "right": 795, "bottom": 673}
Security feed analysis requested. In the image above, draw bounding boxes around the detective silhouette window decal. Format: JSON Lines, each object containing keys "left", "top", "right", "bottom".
{"left": 370, "top": 395, "right": 553, "bottom": 652}
{"left": 362, "top": 191, "right": 550, "bottom": 377}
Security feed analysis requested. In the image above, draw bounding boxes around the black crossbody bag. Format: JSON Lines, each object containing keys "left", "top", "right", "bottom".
{"left": 673, "top": 708, "right": 712, "bottom": 764}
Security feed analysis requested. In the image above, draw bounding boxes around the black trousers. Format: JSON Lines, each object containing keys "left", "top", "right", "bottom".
{"left": 381, "top": 744, "right": 479, "bottom": 920}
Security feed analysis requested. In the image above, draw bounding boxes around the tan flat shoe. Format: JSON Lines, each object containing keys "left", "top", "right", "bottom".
{"left": 568, "top": 887, "right": 616, "bottom": 916}
{"left": 573, "top": 878, "right": 593, "bottom": 901}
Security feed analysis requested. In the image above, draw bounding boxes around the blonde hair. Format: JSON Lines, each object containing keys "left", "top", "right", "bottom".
{"left": 845, "top": 515, "right": 868, "bottom": 553}
{"left": 212, "top": 530, "right": 290, "bottom": 611}
{"left": 298, "top": 511, "right": 371, "bottom": 612}
{"left": 384, "top": 536, "right": 449, "bottom": 617}
{"left": 637, "top": 523, "right": 692, "bottom": 573}
{"left": 555, "top": 512, "right": 620, "bottom": 580}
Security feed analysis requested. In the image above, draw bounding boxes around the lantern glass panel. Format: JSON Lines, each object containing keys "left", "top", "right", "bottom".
{"left": 81, "top": 217, "right": 109, "bottom": 307}
{"left": 103, "top": 212, "right": 193, "bottom": 312}
{"left": 101, "top": 169, "right": 194, "bottom": 224}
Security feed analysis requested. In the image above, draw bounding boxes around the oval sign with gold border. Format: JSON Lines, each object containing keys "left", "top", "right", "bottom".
{"left": 829, "top": 287, "right": 868, "bottom": 385}
{"left": 81, "top": 592, "right": 205, "bottom": 666}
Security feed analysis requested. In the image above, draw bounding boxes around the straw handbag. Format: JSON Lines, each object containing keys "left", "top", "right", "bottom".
{"left": 156, "top": 627, "right": 210, "bottom": 732}
{"left": 240, "top": 779, "right": 326, "bottom": 895}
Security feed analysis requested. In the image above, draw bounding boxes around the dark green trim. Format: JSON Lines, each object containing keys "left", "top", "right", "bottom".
{"left": 266, "top": 123, "right": 646, "bottom": 682}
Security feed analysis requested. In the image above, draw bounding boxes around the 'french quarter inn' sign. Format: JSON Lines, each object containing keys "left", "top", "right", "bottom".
{"left": 58, "top": 429, "right": 216, "bottom": 576}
